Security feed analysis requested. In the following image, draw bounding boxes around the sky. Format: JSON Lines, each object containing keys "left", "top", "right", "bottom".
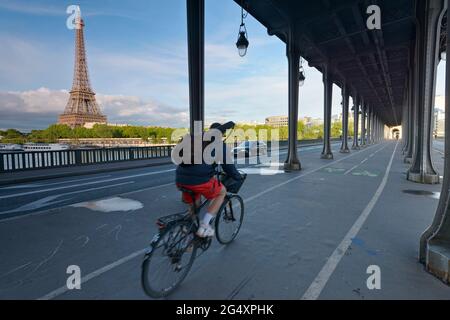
{"left": 0, "top": 0, "right": 447, "bottom": 131}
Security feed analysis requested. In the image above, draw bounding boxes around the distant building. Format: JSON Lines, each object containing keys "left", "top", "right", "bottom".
{"left": 337, "top": 112, "right": 354, "bottom": 122}
{"left": 237, "top": 121, "right": 264, "bottom": 126}
{"left": 83, "top": 122, "right": 130, "bottom": 129}
{"left": 434, "top": 108, "right": 445, "bottom": 138}
{"left": 265, "top": 116, "right": 288, "bottom": 127}
{"left": 299, "top": 116, "right": 323, "bottom": 127}
{"left": 57, "top": 138, "right": 165, "bottom": 148}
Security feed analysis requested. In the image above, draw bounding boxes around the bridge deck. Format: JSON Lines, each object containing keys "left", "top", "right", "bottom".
{"left": 0, "top": 141, "right": 448, "bottom": 299}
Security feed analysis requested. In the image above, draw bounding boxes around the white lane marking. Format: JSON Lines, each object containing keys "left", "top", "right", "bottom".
{"left": 0, "top": 175, "right": 112, "bottom": 190}
{"left": 37, "top": 142, "right": 385, "bottom": 300}
{"left": 301, "top": 141, "right": 399, "bottom": 300}
{"left": 38, "top": 248, "right": 147, "bottom": 300}
{"left": 0, "top": 169, "right": 174, "bottom": 200}
{"left": 343, "top": 143, "right": 389, "bottom": 175}
{"left": 0, "top": 183, "right": 174, "bottom": 223}
{"left": 433, "top": 148, "right": 444, "bottom": 156}
{"left": 244, "top": 143, "right": 385, "bottom": 204}
{"left": 0, "top": 182, "right": 134, "bottom": 219}
{"left": 344, "top": 163, "right": 362, "bottom": 175}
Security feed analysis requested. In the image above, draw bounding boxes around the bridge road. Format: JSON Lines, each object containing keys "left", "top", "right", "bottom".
{"left": 0, "top": 141, "right": 448, "bottom": 299}
{"left": 0, "top": 143, "right": 338, "bottom": 220}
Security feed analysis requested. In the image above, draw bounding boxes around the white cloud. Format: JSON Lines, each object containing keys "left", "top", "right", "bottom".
{"left": 0, "top": 88, "right": 188, "bottom": 130}
{"left": 0, "top": 1, "right": 64, "bottom": 16}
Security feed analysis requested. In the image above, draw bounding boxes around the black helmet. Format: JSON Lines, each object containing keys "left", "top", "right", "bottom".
{"left": 209, "top": 121, "right": 235, "bottom": 134}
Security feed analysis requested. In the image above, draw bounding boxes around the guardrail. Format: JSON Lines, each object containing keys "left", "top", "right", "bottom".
{"left": 0, "top": 145, "right": 174, "bottom": 172}
{"left": 0, "top": 138, "right": 343, "bottom": 173}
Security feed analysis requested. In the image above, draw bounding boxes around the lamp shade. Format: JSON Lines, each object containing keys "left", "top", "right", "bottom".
{"left": 236, "top": 31, "right": 249, "bottom": 57}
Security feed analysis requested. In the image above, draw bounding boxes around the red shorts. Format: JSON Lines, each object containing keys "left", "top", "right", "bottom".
{"left": 177, "top": 177, "right": 223, "bottom": 204}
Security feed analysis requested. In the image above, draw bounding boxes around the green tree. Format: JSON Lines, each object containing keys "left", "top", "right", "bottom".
{"left": 5, "top": 129, "right": 24, "bottom": 139}
{"left": 331, "top": 121, "right": 342, "bottom": 138}
{"left": 92, "top": 124, "right": 113, "bottom": 138}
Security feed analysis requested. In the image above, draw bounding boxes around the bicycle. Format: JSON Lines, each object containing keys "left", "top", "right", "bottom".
{"left": 141, "top": 170, "right": 247, "bottom": 298}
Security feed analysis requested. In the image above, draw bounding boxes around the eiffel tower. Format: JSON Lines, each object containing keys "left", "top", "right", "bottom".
{"left": 59, "top": 16, "right": 107, "bottom": 128}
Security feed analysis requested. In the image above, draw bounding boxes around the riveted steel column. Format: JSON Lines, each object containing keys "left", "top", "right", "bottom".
{"left": 284, "top": 31, "right": 301, "bottom": 171}
{"left": 372, "top": 110, "right": 376, "bottom": 143}
{"left": 375, "top": 115, "right": 379, "bottom": 143}
{"left": 361, "top": 101, "right": 367, "bottom": 146}
{"left": 367, "top": 105, "right": 372, "bottom": 145}
{"left": 352, "top": 95, "right": 360, "bottom": 150}
{"left": 187, "top": 0, "right": 205, "bottom": 134}
{"left": 407, "top": 0, "right": 442, "bottom": 184}
{"left": 402, "top": 90, "right": 409, "bottom": 151}
{"left": 401, "top": 97, "right": 408, "bottom": 149}
{"left": 405, "top": 41, "right": 419, "bottom": 162}
{"left": 373, "top": 115, "right": 377, "bottom": 143}
{"left": 420, "top": 0, "right": 450, "bottom": 283}
{"left": 321, "top": 63, "right": 333, "bottom": 159}
{"left": 340, "top": 84, "right": 350, "bottom": 153}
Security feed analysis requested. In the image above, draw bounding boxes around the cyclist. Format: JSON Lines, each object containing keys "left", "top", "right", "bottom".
{"left": 175, "top": 122, "right": 243, "bottom": 238}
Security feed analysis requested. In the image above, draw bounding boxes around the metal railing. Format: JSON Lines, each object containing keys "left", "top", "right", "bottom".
{"left": 0, "top": 145, "right": 174, "bottom": 172}
{"left": 0, "top": 139, "right": 343, "bottom": 173}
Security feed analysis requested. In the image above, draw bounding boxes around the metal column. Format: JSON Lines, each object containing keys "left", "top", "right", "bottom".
{"left": 284, "top": 32, "right": 301, "bottom": 171}
{"left": 367, "top": 105, "right": 372, "bottom": 145}
{"left": 361, "top": 101, "right": 367, "bottom": 147}
{"left": 352, "top": 95, "right": 360, "bottom": 150}
{"left": 407, "top": 0, "right": 442, "bottom": 184}
{"left": 340, "top": 84, "right": 350, "bottom": 153}
{"left": 420, "top": 0, "right": 450, "bottom": 283}
{"left": 187, "top": 0, "right": 205, "bottom": 134}
{"left": 321, "top": 63, "right": 334, "bottom": 159}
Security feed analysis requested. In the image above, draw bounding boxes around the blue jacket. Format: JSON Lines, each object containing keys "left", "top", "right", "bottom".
{"left": 176, "top": 144, "right": 241, "bottom": 185}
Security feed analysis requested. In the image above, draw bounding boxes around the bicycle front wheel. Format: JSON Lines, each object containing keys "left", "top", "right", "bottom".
{"left": 215, "top": 194, "right": 244, "bottom": 245}
{"left": 141, "top": 220, "right": 197, "bottom": 298}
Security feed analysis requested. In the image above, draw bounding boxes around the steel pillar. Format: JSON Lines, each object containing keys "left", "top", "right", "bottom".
{"left": 402, "top": 86, "right": 410, "bottom": 151}
{"left": 420, "top": 0, "right": 450, "bottom": 283}
{"left": 284, "top": 32, "right": 301, "bottom": 171}
{"left": 405, "top": 39, "right": 419, "bottom": 163}
{"left": 340, "top": 85, "right": 350, "bottom": 153}
{"left": 361, "top": 102, "right": 367, "bottom": 147}
{"left": 367, "top": 106, "right": 372, "bottom": 145}
{"left": 369, "top": 107, "right": 374, "bottom": 144}
{"left": 352, "top": 95, "right": 360, "bottom": 150}
{"left": 187, "top": 0, "right": 205, "bottom": 134}
{"left": 375, "top": 116, "right": 379, "bottom": 143}
{"left": 407, "top": 0, "right": 442, "bottom": 184}
{"left": 373, "top": 115, "right": 377, "bottom": 143}
{"left": 321, "top": 63, "right": 334, "bottom": 159}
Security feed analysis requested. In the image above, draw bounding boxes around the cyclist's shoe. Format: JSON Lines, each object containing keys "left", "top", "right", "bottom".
{"left": 196, "top": 223, "right": 215, "bottom": 238}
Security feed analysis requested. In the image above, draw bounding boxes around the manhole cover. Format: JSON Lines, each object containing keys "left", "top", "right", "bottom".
{"left": 402, "top": 190, "right": 440, "bottom": 199}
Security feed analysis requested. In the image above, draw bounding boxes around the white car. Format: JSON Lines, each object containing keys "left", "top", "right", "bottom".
{"left": 232, "top": 141, "right": 268, "bottom": 158}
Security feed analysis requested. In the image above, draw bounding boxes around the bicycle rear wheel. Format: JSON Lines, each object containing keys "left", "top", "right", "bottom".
{"left": 215, "top": 194, "right": 244, "bottom": 245}
{"left": 141, "top": 220, "right": 197, "bottom": 298}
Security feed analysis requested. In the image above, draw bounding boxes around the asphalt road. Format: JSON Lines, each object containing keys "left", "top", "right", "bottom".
{"left": 433, "top": 138, "right": 445, "bottom": 155}
{"left": 0, "top": 143, "right": 338, "bottom": 220}
{"left": 0, "top": 140, "right": 448, "bottom": 300}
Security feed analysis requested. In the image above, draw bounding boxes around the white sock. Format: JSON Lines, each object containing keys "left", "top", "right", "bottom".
{"left": 202, "top": 213, "right": 214, "bottom": 226}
